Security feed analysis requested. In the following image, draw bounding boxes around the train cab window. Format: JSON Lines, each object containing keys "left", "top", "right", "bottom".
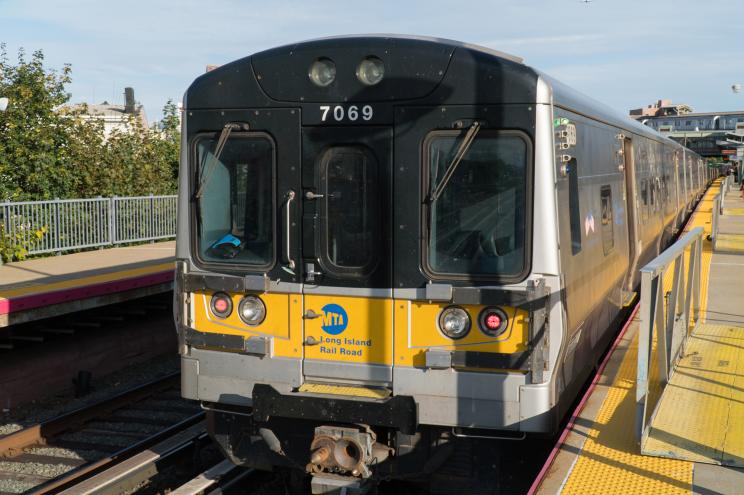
{"left": 319, "top": 146, "right": 379, "bottom": 273}
{"left": 600, "top": 185, "right": 614, "bottom": 255}
{"left": 193, "top": 133, "right": 275, "bottom": 268}
{"left": 423, "top": 130, "right": 529, "bottom": 279}
{"left": 640, "top": 179, "right": 649, "bottom": 220}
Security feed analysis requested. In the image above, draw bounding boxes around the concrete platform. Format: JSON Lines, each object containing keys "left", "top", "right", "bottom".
{"left": 0, "top": 242, "right": 175, "bottom": 327}
{"left": 531, "top": 180, "right": 744, "bottom": 495}
{"left": 716, "top": 183, "right": 744, "bottom": 254}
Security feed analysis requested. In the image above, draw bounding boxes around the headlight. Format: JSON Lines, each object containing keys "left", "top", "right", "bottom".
{"left": 438, "top": 306, "right": 471, "bottom": 340}
{"left": 238, "top": 295, "right": 266, "bottom": 326}
{"left": 356, "top": 56, "right": 385, "bottom": 86}
{"left": 308, "top": 58, "right": 336, "bottom": 87}
{"left": 478, "top": 307, "right": 508, "bottom": 337}
{"left": 210, "top": 292, "right": 233, "bottom": 319}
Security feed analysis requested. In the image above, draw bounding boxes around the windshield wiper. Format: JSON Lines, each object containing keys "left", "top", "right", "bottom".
{"left": 194, "top": 122, "right": 243, "bottom": 199}
{"left": 427, "top": 121, "right": 481, "bottom": 204}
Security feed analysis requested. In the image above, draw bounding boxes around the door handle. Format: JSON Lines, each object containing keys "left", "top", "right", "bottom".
{"left": 305, "top": 191, "right": 324, "bottom": 200}
{"left": 304, "top": 336, "right": 320, "bottom": 346}
{"left": 283, "top": 190, "right": 296, "bottom": 272}
{"left": 304, "top": 309, "right": 321, "bottom": 319}
{"left": 305, "top": 262, "right": 322, "bottom": 283}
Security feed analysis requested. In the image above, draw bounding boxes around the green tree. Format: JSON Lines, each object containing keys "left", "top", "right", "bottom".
{"left": 0, "top": 45, "right": 180, "bottom": 201}
{"left": 0, "top": 44, "right": 77, "bottom": 200}
{"left": 0, "top": 45, "right": 180, "bottom": 261}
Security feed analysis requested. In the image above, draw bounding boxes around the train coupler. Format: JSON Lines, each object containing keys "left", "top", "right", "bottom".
{"left": 307, "top": 425, "right": 391, "bottom": 481}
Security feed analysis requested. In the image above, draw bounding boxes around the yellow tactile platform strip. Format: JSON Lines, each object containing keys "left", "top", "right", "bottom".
{"left": 715, "top": 234, "right": 744, "bottom": 253}
{"left": 297, "top": 383, "right": 391, "bottom": 399}
{"left": 643, "top": 324, "right": 744, "bottom": 467}
{"left": 723, "top": 208, "right": 744, "bottom": 216}
{"left": 556, "top": 182, "right": 721, "bottom": 494}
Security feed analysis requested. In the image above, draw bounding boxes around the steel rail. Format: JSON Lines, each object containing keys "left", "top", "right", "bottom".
{"left": 169, "top": 459, "right": 249, "bottom": 495}
{"left": 56, "top": 422, "right": 207, "bottom": 495}
{"left": 30, "top": 413, "right": 204, "bottom": 495}
{"left": 0, "top": 372, "right": 180, "bottom": 458}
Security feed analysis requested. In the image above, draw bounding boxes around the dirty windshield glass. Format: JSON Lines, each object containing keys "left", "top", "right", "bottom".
{"left": 195, "top": 134, "right": 274, "bottom": 268}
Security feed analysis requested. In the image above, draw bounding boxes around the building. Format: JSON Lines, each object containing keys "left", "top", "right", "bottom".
{"left": 630, "top": 101, "right": 744, "bottom": 160}
{"left": 64, "top": 87, "right": 148, "bottom": 139}
{"left": 629, "top": 99, "right": 693, "bottom": 118}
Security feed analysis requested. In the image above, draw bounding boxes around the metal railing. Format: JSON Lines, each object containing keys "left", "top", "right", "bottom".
{"left": 712, "top": 194, "right": 721, "bottom": 250}
{"left": 636, "top": 226, "right": 703, "bottom": 444}
{"left": 720, "top": 175, "right": 729, "bottom": 213}
{"left": 1, "top": 195, "right": 177, "bottom": 257}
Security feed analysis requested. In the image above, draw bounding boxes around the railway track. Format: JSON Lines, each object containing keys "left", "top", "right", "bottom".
{"left": 0, "top": 372, "right": 203, "bottom": 495}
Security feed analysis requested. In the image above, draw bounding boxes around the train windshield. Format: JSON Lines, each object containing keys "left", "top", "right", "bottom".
{"left": 425, "top": 131, "right": 528, "bottom": 278}
{"left": 194, "top": 133, "right": 275, "bottom": 268}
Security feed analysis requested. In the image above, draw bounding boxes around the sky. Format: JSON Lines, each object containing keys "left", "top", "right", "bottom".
{"left": 1, "top": 0, "right": 742, "bottom": 123}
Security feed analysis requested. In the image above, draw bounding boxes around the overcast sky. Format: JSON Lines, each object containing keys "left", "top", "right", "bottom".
{"left": 1, "top": 0, "right": 742, "bottom": 122}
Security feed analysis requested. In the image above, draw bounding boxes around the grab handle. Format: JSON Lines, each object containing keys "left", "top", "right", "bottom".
{"left": 283, "top": 190, "right": 296, "bottom": 271}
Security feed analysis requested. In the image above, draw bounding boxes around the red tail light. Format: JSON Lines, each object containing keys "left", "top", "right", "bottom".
{"left": 210, "top": 292, "right": 233, "bottom": 319}
{"left": 478, "top": 307, "right": 508, "bottom": 337}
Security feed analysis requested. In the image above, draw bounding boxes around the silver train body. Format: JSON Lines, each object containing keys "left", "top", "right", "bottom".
{"left": 173, "top": 35, "right": 714, "bottom": 489}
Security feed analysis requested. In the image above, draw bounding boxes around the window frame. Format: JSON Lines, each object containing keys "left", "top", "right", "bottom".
{"left": 420, "top": 128, "right": 533, "bottom": 283}
{"left": 600, "top": 185, "right": 614, "bottom": 256}
{"left": 189, "top": 131, "right": 277, "bottom": 273}
{"left": 568, "top": 157, "right": 582, "bottom": 256}
{"left": 316, "top": 144, "right": 381, "bottom": 279}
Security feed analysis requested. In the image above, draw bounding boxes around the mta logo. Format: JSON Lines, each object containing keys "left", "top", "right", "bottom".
{"left": 320, "top": 304, "right": 348, "bottom": 335}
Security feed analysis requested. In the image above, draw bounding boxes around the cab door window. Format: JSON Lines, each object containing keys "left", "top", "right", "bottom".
{"left": 319, "top": 146, "right": 379, "bottom": 276}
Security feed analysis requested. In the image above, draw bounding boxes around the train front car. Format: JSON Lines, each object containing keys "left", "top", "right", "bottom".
{"left": 175, "top": 36, "right": 563, "bottom": 493}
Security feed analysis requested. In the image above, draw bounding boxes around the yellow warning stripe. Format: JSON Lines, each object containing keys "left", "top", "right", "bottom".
{"left": 714, "top": 234, "right": 744, "bottom": 253}
{"left": 0, "top": 262, "right": 174, "bottom": 300}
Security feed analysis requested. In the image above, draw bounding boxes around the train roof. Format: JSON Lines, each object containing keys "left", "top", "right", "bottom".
{"left": 539, "top": 72, "right": 686, "bottom": 148}
{"left": 284, "top": 33, "right": 526, "bottom": 65}
{"left": 186, "top": 34, "right": 697, "bottom": 155}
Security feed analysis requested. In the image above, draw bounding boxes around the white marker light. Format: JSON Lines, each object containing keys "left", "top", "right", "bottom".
{"left": 438, "top": 306, "right": 471, "bottom": 340}
{"left": 356, "top": 57, "right": 385, "bottom": 86}
{"left": 309, "top": 58, "right": 336, "bottom": 87}
{"left": 238, "top": 296, "right": 266, "bottom": 326}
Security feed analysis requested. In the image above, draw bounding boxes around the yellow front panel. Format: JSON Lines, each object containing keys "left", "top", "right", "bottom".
{"left": 394, "top": 301, "right": 529, "bottom": 368}
{"left": 191, "top": 290, "right": 304, "bottom": 359}
{"left": 303, "top": 294, "right": 393, "bottom": 365}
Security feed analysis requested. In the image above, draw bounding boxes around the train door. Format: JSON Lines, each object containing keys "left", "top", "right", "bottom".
{"left": 623, "top": 137, "right": 641, "bottom": 292}
{"left": 299, "top": 126, "right": 394, "bottom": 386}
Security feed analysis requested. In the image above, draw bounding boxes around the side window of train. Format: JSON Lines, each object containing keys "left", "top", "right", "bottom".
{"left": 640, "top": 179, "right": 649, "bottom": 221}
{"left": 568, "top": 158, "right": 582, "bottom": 255}
{"left": 600, "top": 185, "right": 614, "bottom": 255}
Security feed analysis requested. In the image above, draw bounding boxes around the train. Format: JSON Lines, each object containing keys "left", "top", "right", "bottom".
{"left": 173, "top": 35, "right": 717, "bottom": 494}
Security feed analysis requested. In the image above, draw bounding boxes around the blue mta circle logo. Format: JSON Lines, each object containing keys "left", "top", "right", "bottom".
{"left": 320, "top": 304, "right": 348, "bottom": 335}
